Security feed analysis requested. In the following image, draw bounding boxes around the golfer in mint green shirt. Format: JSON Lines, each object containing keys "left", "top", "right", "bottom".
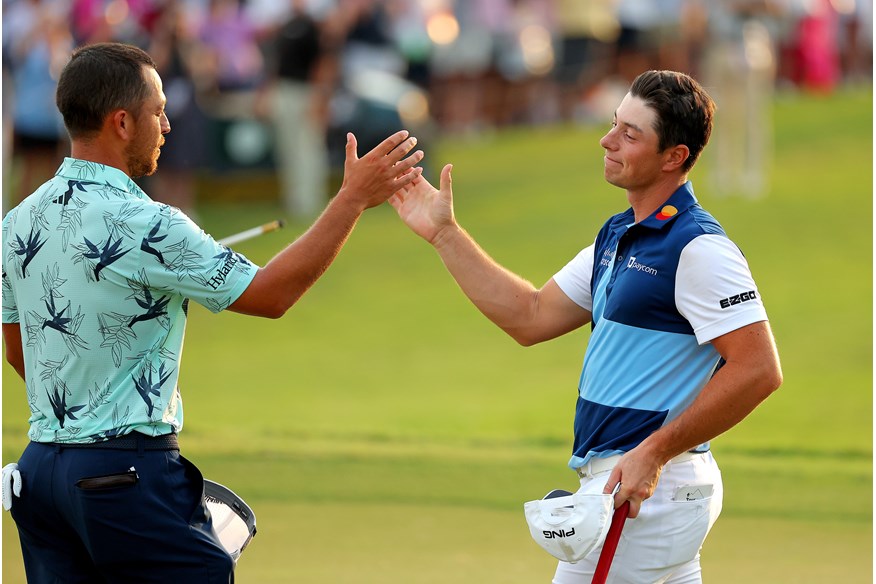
{"left": 1, "top": 42, "right": 424, "bottom": 583}
{"left": 2, "top": 156, "right": 257, "bottom": 443}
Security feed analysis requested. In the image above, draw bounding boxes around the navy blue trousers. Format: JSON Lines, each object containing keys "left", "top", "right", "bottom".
{"left": 11, "top": 441, "right": 234, "bottom": 583}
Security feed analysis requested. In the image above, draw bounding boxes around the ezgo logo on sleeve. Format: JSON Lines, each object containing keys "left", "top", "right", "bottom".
{"left": 719, "top": 290, "right": 757, "bottom": 309}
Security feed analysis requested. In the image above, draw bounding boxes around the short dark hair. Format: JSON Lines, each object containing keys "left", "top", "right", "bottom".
{"left": 56, "top": 42, "right": 157, "bottom": 139}
{"left": 629, "top": 70, "right": 715, "bottom": 173}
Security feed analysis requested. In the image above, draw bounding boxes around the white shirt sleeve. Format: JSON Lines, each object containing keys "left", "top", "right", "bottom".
{"left": 676, "top": 234, "right": 768, "bottom": 345}
{"left": 552, "top": 244, "right": 595, "bottom": 311}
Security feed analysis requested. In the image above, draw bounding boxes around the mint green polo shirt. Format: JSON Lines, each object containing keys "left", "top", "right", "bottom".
{"left": 2, "top": 158, "right": 258, "bottom": 443}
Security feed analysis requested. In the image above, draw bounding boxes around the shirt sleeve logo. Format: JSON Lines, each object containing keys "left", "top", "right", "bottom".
{"left": 719, "top": 290, "right": 757, "bottom": 309}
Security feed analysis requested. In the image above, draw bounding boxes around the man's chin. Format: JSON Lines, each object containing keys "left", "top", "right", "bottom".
{"left": 132, "top": 157, "right": 160, "bottom": 179}
{"left": 603, "top": 171, "right": 622, "bottom": 189}
{"left": 130, "top": 164, "right": 158, "bottom": 179}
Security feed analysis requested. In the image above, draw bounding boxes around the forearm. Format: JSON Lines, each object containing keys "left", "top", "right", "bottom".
{"left": 2, "top": 323, "right": 25, "bottom": 380}
{"left": 638, "top": 347, "right": 781, "bottom": 463}
{"left": 432, "top": 224, "right": 542, "bottom": 344}
{"left": 267, "top": 192, "right": 363, "bottom": 290}
{"left": 230, "top": 129, "right": 422, "bottom": 317}
{"left": 603, "top": 322, "right": 781, "bottom": 516}
{"left": 6, "top": 352, "right": 25, "bottom": 380}
{"left": 229, "top": 191, "right": 365, "bottom": 317}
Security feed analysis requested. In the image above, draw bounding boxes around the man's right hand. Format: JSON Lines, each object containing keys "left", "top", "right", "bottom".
{"left": 227, "top": 131, "right": 423, "bottom": 319}
{"left": 338, "top": 131, "right": 424, "bottom": 211}
{"left": 389, "top": 163, "right": 455, "bottom": 245}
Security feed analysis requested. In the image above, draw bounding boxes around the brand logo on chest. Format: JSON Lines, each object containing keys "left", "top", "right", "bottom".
{"left": 626, "top": 256, "right": 658, "bottom": 276}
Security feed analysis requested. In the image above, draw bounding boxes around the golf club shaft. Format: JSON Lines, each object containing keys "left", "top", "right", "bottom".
{"left": 218, "top": 219, "right": 285, "bottom": 246}
{"left": 591, "top": 501, "right": 630, "bottom": 584}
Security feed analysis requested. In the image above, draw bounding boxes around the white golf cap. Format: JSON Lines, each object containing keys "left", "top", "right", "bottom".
{"left": 204, "top": 479, "right": 257, "bottom": 564}
{"left": 523, "top": 488, "right": 613, "bottom": 563}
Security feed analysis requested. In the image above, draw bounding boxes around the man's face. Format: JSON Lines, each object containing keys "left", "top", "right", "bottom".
{"left": 125, "top": 67, "right": 169, "bottom": 178}
{"left": 598, "top": 93, "right": 666, "bottom": 191}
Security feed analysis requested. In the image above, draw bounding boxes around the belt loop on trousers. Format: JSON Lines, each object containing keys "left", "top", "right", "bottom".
{"left": 136, "top": 433, "right": 145, "bottom": 457}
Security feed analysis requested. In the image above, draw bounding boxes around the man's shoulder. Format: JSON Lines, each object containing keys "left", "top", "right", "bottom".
{"left": 2, "top": 177, "right": 171, "bottom": 246}
{"left": 683, "top": 204, "right": 725, "bottom": 235}
{"left": 668, "top": 205, "right": 726, "bottom": 244}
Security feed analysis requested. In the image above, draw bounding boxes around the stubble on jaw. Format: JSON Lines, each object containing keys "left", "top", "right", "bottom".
{"left": 125, "top": 139, "right": 163, "bottom": 179}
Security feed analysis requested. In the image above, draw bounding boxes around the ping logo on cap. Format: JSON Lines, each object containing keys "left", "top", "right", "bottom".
{"left": 656, "top": 205, "right": 678, "bottom": 221}
{"left": 543, "top": 528, "right": 576, "bottom": 538}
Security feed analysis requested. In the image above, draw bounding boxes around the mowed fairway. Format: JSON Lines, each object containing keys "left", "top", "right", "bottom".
{"left": 3, "top": 87, "right": 871, "bottom": 582}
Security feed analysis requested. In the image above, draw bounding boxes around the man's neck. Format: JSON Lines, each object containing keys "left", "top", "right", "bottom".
{"left": 627, "top": 175, "right": 688, "bottom": 223}
{"left": 70, "top": 141, "right": 130, "bottom": 177}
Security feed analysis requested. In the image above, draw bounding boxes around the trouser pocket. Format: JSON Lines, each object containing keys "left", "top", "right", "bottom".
{"left": 75, "top": 468, "right": 139, "bottom": 491}
{"left": 663, "top": 494, "right": 714, "bottom": 566}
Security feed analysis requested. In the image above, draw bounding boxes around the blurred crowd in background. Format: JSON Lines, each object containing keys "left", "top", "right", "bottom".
{"left": 2, "top": 0, "right": 872, "bottom": 217}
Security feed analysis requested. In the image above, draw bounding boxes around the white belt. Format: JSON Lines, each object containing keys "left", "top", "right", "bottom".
{"left": 576, "top": 450, "right": 702, "bottom": 479}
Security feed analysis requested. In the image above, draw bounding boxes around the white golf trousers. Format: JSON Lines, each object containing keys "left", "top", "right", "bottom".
{"left": 553, "top": 452, "right": 723, "bottom": 584}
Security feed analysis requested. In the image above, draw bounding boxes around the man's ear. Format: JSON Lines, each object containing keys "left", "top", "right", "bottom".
{"left": 662, "top": 144, "right": 690, "bottom": 172}
{"left": 109, "top": 109, "right": 133, "bottom": 141}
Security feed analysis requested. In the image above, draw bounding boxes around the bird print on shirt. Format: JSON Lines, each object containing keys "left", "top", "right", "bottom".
{"left": 128, "top": 288, "right": 170, "bottom": 328}
{"left": 124, "top": 270, "right": 173, "bottom": 331}
{"left": 81, "top": 236, "right": 131, "bottom": 281}
{"left": 25, "top": 265, "right": 89, "bottom": 357}
{"left": 133, "top": 362, "right": 173, "bottom": 418}
{"left": 41, "top": 295, "right": 75, "bottom": 335}
{"left": 141, "top": 220, "right": 167, "bottom": 264}
{"left": 11, "top": 228, "right": 47, "bottom": 278}
{"left": 46, "top": 379, "right": 86, "bottom": 429}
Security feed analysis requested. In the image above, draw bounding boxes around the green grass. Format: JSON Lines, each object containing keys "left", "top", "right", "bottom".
{"left": 3, "top": 87, "right": 872, "bottom": 582}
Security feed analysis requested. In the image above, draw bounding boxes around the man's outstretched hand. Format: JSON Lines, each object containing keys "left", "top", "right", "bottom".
{"left": 339, "top": 131, "right": 424, "bottom": 211}
{"left": 389, "top": 163, "right": 455, "bottom": 244}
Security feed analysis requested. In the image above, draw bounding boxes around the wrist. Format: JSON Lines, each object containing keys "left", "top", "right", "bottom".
{"left": 636, "top": 433, "right": 678, "bottom": 466}
{"left": 431, "top": 222, "right": 463, "bottom": 250}
{"left": 332, "top": 187, "right": 369, "bottom": 216}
